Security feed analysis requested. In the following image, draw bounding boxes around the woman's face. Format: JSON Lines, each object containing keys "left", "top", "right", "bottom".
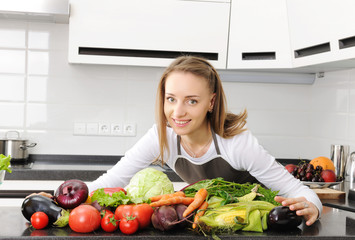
{"left": 164, "top": 71, "right": 215, "bottom": 137}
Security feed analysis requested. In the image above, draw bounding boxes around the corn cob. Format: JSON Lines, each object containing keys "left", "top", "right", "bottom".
{"left": 198, "top": 200, "right": 275, "bottom": 233}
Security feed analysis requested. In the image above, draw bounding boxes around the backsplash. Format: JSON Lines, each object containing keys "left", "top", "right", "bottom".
{"left": 0, "top": 20, "right": 354, "bottom": 160}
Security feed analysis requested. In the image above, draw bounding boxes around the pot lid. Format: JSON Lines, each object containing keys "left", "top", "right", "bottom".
{"left": 1, "top": 131, "right": 28, "bottom": 141}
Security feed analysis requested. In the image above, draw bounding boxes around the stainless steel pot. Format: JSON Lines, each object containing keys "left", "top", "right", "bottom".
{"left": 0, "top": 131, "right": 37, "bottom": 160}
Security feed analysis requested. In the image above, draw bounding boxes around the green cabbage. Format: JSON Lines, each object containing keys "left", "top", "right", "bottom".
{"left": 126, "top": 168, "right": 174, "bottom": 202}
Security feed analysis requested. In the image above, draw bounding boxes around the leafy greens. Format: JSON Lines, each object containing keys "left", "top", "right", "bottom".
{"left": 0, "top": 154, "right": 11, "bottom": 173}
{"left": 183, "top": 178, "right": 280, "bottom": 206}
{"left": 125, "top": 168, "right": 174, "bottom": 202}
{"left": 91, "top": 188, "right": 132, "bottom": 207}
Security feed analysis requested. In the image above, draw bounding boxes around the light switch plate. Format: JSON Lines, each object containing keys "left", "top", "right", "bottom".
{"left": 86, "top": 123, "right": 99, "bottom": 135}
{"left": 73, "top": 123, "right": 86, "bottom": 135}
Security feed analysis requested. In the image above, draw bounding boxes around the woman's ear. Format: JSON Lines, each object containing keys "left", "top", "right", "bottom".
{"left": 209, "top": 93, "right": 216, "bottom": 112}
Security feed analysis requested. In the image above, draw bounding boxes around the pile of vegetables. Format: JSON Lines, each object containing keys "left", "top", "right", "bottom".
{"left": 147, "top": 177, "right": 303, "bottom": 234}
{"left": 21, "top": 168, "right": 174, "bottom": 234}
{"left": 21, "top": 170, "right": 303, "bottom": 236}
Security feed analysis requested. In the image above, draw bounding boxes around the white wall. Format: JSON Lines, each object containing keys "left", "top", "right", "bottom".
{"left": 0, "top": 20, "right": 354, "bottom": 160}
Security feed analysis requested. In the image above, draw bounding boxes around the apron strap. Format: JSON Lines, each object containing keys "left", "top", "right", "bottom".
{"left": 211, "top": 130, "right": 221, "bottom": 155}
{"left": 177, "top": 135, "right": 182, "bottom": 155}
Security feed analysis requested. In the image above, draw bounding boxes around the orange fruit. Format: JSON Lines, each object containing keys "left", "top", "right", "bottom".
{"left": 310, "top": 156, "right": 335, "bottom": 172}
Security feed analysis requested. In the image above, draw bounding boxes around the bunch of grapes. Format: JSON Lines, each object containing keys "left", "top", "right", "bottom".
{"left": 291, "top": 161, "right": 325, "bottom": 182}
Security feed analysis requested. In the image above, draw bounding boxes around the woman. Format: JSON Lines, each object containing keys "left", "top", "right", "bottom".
{"left": 89, "top": 56, "right": 321, "bottom": 226}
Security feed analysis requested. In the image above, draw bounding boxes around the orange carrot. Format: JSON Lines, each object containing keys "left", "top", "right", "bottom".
{"left": 192, "top": 201, "right": 208, "bottom": 229}
{"left": 183, "top": 188, "right": 208, "bottom": 218}
{"left": 150, "top": 196, "right": 194, "bottom": 207}
{"left": 149, "top": 191, "right": 185, "bottom": 202}
{"left": 161, "top": 191, "right": 185, "bottom": 201}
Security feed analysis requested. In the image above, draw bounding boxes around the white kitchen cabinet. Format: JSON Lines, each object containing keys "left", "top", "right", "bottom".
{"left": 68, "top": 0, "right": 230, "bottom": 69}
{"left": 328, "top": 0, "right": 355, "bottom": 65}
{"left": 287, "top": 0, "right": 355, "bottom": 68}
{"left": 227, "top": 0, "right": 292, "bottom": 69}
{"left": 0, "top": 0, "right": 69, "bottom": 23}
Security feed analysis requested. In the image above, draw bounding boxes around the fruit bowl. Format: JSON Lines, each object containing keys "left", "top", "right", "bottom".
{"left": 301, "top": 181, "right": 342, "bottom": 189}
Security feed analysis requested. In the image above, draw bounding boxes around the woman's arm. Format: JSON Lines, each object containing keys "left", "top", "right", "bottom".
{"left": 229, "top": 131, "right": 322, "bottom": 224}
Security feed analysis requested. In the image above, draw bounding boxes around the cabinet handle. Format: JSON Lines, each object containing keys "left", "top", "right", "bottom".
{"left": 242, "top": 52, "right": 276, "bottom": 60}
{"left": 294, "top": 42, "right": 330, "bottom": 58}
{"left": 78, "top": 47, "right": 218, "bottom": 60}
{"left": 339, "top": 35, "right": 355, "bottom": 49}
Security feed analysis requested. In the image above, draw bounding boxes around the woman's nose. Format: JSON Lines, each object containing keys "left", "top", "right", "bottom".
{"left": 173, "top": 102, "right": 186, "bottom": 117}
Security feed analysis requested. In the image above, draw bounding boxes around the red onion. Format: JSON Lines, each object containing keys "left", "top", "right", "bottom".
{"left": 54, "top": 179, "right": 88, "bottom": 209}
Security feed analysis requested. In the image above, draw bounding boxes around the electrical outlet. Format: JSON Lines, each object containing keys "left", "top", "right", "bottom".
{"left": 99, "top": 123, "right": 110, "bottom": 135}
{"left": 111, "top": 123, "right": 123, "bottom": 135}
{"left": 86, "top": 123, "right": 99, "bottom": 135}
{"left": 123, "top": 123, "right": 136, "bottom": 136}
{"left": 73, "top": 122, "right": 86, "bottom": 135}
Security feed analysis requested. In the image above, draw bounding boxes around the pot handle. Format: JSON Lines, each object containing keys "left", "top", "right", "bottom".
{"left": 19, "top": 143, "right": 37, "bottom": 150}
{"left": 5, "top": 130, "right": 20, "bottom": 140}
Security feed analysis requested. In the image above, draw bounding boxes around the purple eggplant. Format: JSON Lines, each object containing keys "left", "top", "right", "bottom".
{"left": 21, "top": 195, "right": 69, "bottom": 227}
{"left": 267, "top": 206, "right": 303, "bottom": 230}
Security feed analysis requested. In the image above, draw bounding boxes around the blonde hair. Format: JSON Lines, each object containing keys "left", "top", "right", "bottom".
{"left": 155, "top": 56, "right": 247, "bottom": 163}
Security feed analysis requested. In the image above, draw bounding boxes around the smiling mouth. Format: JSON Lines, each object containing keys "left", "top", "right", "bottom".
{"left": 173, "top": 119, "right": 191, "bottom": 126}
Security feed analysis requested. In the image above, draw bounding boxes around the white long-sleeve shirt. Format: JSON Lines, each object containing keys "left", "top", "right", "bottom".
{"left": 88, "top": 124, "right": 322, "bottom": 214}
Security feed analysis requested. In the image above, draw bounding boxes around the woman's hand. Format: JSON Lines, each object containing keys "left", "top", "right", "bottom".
{"left": 26, "top": 192, "right": 53, "bottom": 199}
{"left": 274, "top": 196, "right": 319, "bottom": 226}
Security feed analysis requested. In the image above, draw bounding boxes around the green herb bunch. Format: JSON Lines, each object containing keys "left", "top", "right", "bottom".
{"left": 183, "top": 178, "right": 280, "bottom": 206}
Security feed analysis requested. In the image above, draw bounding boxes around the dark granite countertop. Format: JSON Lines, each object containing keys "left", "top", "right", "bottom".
{"left": 1, "top": 205, "right": 355, "bottom": 239}
{"left": 5, "top": 155, "right": 304, "bottom": 182}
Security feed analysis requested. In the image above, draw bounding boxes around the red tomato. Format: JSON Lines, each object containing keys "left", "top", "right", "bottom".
{"left": 30, "top": 212, "right": 49, "bottom": 230}
{"left": 100, "top": 209, "right": 113, "bottom": 218}
{"left": 115, "top": 204, "right": 153, "bottom": 229}
{"left": 101, "top": 213, "right": 119, "bottom": 232}
{"left": 119, "top": 216, "right": 139, "bottom": 235}
{"left": 132, "top": 203, "right": 154, "bottom": 229}
{"left": 69, "top": 205, "right": 101, "bottom": 233}
{"left": 115, "top": 205, "right": 133, "bottom": 220}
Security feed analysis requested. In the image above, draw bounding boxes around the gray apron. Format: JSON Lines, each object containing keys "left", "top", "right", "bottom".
{"left": 174, "top": 131, "right": 259, "bottom": 184}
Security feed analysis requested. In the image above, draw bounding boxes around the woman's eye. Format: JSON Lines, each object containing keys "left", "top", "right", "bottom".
{"left": 166, "top": 97, "right": 175, "bottom": 103}
{"left": 188, "top": 99, "right": 197, "bottom": 105}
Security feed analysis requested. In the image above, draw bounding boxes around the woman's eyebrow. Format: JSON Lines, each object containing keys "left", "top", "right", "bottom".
{"left": 165, "top": 93, "right": 200, "bottom": 98}
{"left": 186, "top": 95, "right": 200, "bottom": 98}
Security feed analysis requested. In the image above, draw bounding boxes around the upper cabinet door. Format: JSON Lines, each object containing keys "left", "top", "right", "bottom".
{"left": 287, "top": 0, "right": 355, "bottom": 68}
{"left": 68, "top": 0, "right": 230, "bottom": 69}
{"left": 227, "top": 0, "right": 292, "bottom": 69}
